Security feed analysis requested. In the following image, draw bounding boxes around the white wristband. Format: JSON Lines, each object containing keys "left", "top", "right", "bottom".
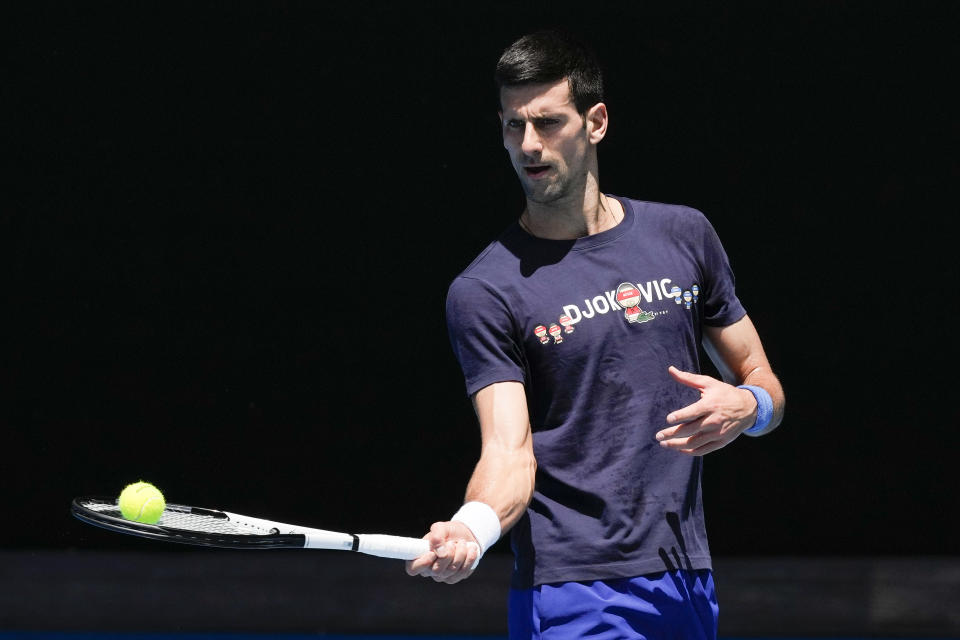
{"left": 451, "top": 501, "right": 501, "bottom": 555}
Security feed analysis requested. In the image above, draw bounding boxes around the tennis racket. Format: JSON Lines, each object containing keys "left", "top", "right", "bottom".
{"left": 71, "top": 496, "right": 431, "bottom": 560}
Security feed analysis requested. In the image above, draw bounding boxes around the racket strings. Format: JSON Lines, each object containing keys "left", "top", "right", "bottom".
{"left": 80, "top": 500, "right": 269, "bottom": 536}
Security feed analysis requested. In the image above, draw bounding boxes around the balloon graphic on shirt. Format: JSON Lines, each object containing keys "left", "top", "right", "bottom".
{"left": 534, "top": 324, "right": 549, "bottom": 344}
{"left": 672, "top": 285, "right": 683, "bottom": 304}
{"left": 691, "top": 284, "right": 700, "bottom": 303}
{"left": 683, "top": 290, "right": 693, "bottom": 309}
{"left": 548, "top": 323, "right": 563, "bottom": 344}
{"left": 558, "top": 314, "right": 575, "bottom": 334}
{"left": 615, "top": 282, "right": 642, "bottom": 322}
{"left": 615, "top": 281, "right": 656, "bottom": 324}
{"left": 615, "top": 282, "right": 641, "bottom": 309}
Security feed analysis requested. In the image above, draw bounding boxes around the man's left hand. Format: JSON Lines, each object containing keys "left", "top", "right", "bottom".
{"left": 656, "top": 366, "right": 758, "bottom": 455}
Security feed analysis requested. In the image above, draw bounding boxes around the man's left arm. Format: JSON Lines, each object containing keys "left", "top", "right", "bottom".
{"left": 656, "top": 314, "right": 785, "bottom": 455}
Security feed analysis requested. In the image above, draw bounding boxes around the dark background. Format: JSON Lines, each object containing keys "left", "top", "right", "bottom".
{"left": 4, "top": 1, "right": 957, "bottom": 558}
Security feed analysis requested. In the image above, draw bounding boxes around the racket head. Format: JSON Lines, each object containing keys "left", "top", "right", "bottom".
{"left": 71, "top": 496, "right": 306, "bottom": 549}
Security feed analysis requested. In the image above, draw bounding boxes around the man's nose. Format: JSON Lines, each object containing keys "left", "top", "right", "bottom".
{"left": 521, "top": 123, "right": 542, "bottom": 156}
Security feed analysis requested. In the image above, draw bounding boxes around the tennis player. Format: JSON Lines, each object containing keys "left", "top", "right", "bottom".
{"left": 406, "top": 30, "right": 785, "bottom": 639}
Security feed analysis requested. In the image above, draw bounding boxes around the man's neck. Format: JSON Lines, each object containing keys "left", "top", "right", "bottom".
{"left": 521, "top": 179, "right": 623, "bottom": 240}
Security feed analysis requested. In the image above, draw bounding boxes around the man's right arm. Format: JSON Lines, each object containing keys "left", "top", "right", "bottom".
{"left": 405, "top": 380, "right": 535, "bottom": 584}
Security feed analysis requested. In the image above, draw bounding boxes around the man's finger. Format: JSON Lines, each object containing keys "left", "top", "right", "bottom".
{"left": 435, "top": 541, "right": 481, "bottom": 584}
{"left": 465, "top": 541, "right": 481, "bottom": 570}
{"left": 658, "top": 432, "right": 701, "bottom": 450}
{"left": 668, "top": 366, "right": 716, "bottom": 390}
{"left": 432, "top": 540, "right": 455, "bottom": 575}
{"left": 677, "top": 436, "right": 732, "bottom": 456}
{"left": 659, "top": 429, "right": 718, "bottom": 452}
{"left": 665, "top": 427, "right": 739, "bottom": 456}
{"left": 657, "top": 417, "right": 706, "bottom": 442}
{"left": 687, "top": 440, "right": 729, "bottom": 455}
{"left": 428, "top": 521, "right": 452, "bottom": 546}
{"left": 665, "top": 399, "right": 709, "bottom": 426}
{"left": 405, "top": 550, "right": 438, "bottom": 577}
{"left": 440, "top": 541, "right": 470, "bottom": 579}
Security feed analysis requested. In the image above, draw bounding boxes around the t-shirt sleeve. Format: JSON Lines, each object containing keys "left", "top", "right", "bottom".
{"left": 694, "top": 212, "right": 747, "bottom": 327}
{"left": 445, "top": 275, "right": 526, "bottom": 396}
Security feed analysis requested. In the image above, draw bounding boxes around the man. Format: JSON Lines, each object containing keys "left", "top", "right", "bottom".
{"left": 406, "top": 30, "right": 784, "bottom": 639}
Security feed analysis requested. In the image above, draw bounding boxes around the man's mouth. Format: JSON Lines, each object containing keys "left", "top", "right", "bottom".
{"left": 523, "top": 165, "right": 550, "bottom": 178}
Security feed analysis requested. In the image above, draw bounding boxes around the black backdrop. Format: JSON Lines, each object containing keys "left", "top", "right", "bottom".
{"left": 5, "top": 2, "right": 957, "bottom": 556}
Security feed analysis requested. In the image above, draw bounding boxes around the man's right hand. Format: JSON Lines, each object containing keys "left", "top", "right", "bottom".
{"left": 405, "top": 520, "right": 481, "bottom": 584}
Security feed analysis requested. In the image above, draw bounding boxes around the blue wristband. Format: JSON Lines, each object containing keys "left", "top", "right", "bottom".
{"left": 738, "top": 385, "right": 773, "bottom": 435}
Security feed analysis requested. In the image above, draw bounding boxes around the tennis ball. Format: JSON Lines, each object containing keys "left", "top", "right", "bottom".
{"left": 118, "top": 481, "right": 166, "bottom": 524}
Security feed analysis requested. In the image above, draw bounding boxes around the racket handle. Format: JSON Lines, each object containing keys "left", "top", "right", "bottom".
{"left": 356, "top": 534, "right": 431, "bottom": 560}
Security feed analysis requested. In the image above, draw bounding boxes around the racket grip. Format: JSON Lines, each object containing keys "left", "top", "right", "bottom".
{"left": 356, "top": 534, "right": 431, "bottom": 560}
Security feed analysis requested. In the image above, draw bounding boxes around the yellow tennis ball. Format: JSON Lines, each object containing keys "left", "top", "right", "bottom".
{"left": 118, "top": 481, "right": 166, "bottom": 524}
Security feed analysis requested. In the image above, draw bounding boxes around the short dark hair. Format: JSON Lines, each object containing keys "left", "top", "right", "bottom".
{"left": 494, "top": 30, "right": 604, "bottom": 114}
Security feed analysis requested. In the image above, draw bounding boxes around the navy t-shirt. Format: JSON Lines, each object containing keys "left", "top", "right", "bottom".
{"left": 445, "top": 197, "right": 747, "bottom": 588}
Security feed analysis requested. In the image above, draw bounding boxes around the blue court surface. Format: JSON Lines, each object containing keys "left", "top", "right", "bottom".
{"left": 3, "top": 636, "right": 501, "bottom": 640}
{"left": 2, "top": 634, "right": 958, "bottom": 640}
{"left": 0, "top": 636, "right": 504, "bottom": 640}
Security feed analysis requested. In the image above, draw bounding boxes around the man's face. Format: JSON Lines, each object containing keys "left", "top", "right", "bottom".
{"left": 500, "top": 79, "right": 595, "bottom": 204}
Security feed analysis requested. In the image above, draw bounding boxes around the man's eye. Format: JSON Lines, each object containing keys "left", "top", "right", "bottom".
{"left": 535, "top": 119, "right": 559, "bottom": 128}
{"left": 506, "top": 120, "right": 523, "bottom": 129}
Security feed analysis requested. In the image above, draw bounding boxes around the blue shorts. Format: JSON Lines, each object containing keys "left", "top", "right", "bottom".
{"left": 508, "top": 569, "right": 718, "bottom": 639}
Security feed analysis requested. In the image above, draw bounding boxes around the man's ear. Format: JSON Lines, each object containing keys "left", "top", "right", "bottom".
{"left": 586, "top": 102, "right": 608, "bottom": 144}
